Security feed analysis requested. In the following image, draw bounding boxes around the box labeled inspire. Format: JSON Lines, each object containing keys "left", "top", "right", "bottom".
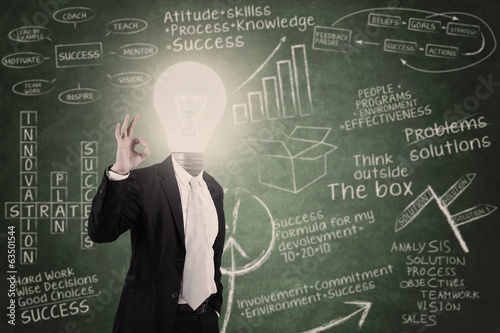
{"left": 245, "top": 127, "right": 337, "bottom": 193}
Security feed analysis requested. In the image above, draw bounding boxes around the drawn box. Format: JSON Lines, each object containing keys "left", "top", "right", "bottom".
{"left": 312, "top": 26, "right": 351, "bottom": 52}
{"left": 245, "top": 127, "right": 337, "bottom": 193}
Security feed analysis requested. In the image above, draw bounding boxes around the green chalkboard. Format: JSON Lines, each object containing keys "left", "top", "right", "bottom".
{"left": 1, "top": 0, "right": 499, "bottom": 332}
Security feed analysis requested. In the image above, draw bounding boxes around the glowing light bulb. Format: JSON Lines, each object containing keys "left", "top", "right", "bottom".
{"left": 153, "top": 61, "right": 227, "bottom": 153}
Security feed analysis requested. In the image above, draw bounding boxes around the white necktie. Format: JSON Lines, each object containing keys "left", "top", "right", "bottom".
{"left": 182, "top": 177, "right": 211, "bottom": 310}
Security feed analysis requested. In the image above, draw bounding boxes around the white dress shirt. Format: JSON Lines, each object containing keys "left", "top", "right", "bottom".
{"left": 108, "top": 156, "right": 219, "bottom": 305}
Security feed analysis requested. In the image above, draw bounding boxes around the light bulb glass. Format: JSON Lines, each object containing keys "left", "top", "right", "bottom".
{"left": 153, "top": 61, "right": 227, "bottom": 153}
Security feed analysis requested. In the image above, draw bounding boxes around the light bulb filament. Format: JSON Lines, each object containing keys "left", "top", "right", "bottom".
{"left": 175, "top": 96, "right": 207, "bottom": 136}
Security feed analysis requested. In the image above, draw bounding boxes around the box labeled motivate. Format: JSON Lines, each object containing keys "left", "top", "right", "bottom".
{"left": 245, "top": 127, "right": 337, "bottom": 193}
{"left": 312, "top": 26, "right": 351, "bottom": 52}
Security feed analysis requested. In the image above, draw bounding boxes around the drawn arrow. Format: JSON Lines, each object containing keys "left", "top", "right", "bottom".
{"left": 400, "top": 58, "right": 474, "bottom": 74}
{"left": 332, "top": 7, "right": 458, "bottom": 27}
{"left": 221, "top": 242, "right": 237, "bottom": 333}
{"left": 232, "top": 36, "right": 287, "bottom": 94}
{"left": 463, "top": 32, "right": 486, "bottom": 56}
{"left": 425, "top": 13, "right": 459, "bottom": 21}
{"left": 223, "top": 236, "right": 249, "bottom": 259}
{"left": 429, "top": 186, "right": 470, "bottom": 253}
{"left": 355, "top": 40, "right": 380, "bottom": 46}
{"left": 452, "top": 204, "right": 498, "bottom": 227}
{"left": 231, "top": 198, "right": 241, "bottom": 234}
{"left": 395, "top": 187, "right": 433, "bottom": 232}
{"left": 440, "top": 173, "right": 476, "bottom": 207}
{"left": 400, "top": 58, "right": 441, "bottom": 74}
{"left": 302, "top": 301, "right": 372, "bottom": 333}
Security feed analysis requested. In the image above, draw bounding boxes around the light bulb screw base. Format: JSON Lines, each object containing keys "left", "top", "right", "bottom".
{"left": 173, "top": 152, "right": 204, "bottom": 177}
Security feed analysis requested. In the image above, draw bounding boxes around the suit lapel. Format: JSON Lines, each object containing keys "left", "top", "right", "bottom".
{"left": 158, "top": 156, "right": 185, "bottom": 245}
{"left": 203, "top": 173, "right": 220, "bottom": 202}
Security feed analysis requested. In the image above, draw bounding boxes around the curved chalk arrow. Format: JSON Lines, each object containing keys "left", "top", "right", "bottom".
{"left": 220, "top": 189, "right": 275, "bottom": 333}
{"left": 333, "top": 9, "right": 496, "bottom": 73}
{"left": 331, "top": 7, "right": 450, "bottom": 27}
{"left": 302, "top": 301, "right": 372, "bottom": 332}
{"left": 221, "top": 243, "right": 237, "bottom": 333}
{"left": 463, "top": 32, "right": 486, "bottom": 56}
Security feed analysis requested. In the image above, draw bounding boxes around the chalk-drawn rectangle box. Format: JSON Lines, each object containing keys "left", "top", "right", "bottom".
{"left": 51, "top": 172, "right": 68, "bottom": 187}
{"left": 21, "top": 157, "right": 37, "bottom": 172}
{"left": 21, "top": 248, "right": 37, "bottom": 265}
{"left": 384, "top": 39, "right": 417, "bottom": 54}
{"left": 51, "top": 219, "right": 68, "bottom": 234}
{"left": 21, "top": 111, "right": 37, "bottom": 126}
{"left": 55, "top": 42, "right": 103, "bottom": 68}
{"left": 408, "top": 18, "right": 441, "bottom": 33}
{"left": 21, "top": 127, "right": 37, "bottom": 141}
{"left": 21, "top": 219, "right": 37, "bottom": 232}
{"left": 81, "top": 217, "right": 89, "bottom": 233}
{"left": 82, "top": 232, "right": 97, "bottom": 249}
{"left": 21, "top": 142, "right": 37, "bottom": 157}
{"left": 21, "top": 189, "right": 37, "bottom": 202}
{"left": 51, "top": 188, "right": 68, "bottom": 202}
{"left": 81, "top": 141, "right": 98, "bottom": 156}
{"left": 21, "top": 233, "right": 37, "bottom": 248}
{"left": 82, "top": 187, "right": 97, "bottom": 202}
{"left": 233, "top": 104, "right": 248, "bottom": 124}
{"left": 4, "top": 203, "right": 20, "bottom": 219}
{"left": 425, "top": 44, "right": 459, "bottom": 59}
{"left": 367, "top": 13, "right": 401, "bottom": 28}
{"left": 277, "top": 60, "right": 296, "bottom": 118}
{"left": 245, "top": 127, "right": 336, "bottom": 193}
{"left": 292, "top": 45, "right": 312, "bottom": 117}
{"left": 82, "top": 158, "right": 98, "bottom": 172}
{"left": 248, "top": 92, "right": 264, "bottom": 122}
{"left": 446, "top": 22, "right": 480, "bottom": 37}
{"left": 81, "top": 173, "right": 98, "bottom": 189}
{"left": 312, "top": 26, "right": 351, "bottom": 53}
{"left": 263, "top": 77, "right": 280, "bottom": 120}
{"left": 21, "top": 172, "right": 37, "bottom": 188}
{"left": 51, "top": 203, "right": 67, "bottom": 219}
{"left": 22, "top": 203, "right": 38, "bottom": 217}
{"left": 81, "top": 204, "right": 92, "bottom": 219}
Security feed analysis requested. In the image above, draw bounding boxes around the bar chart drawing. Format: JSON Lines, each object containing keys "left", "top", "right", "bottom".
{"left": 233, "top": 44, "right": 313, "bottom": 124}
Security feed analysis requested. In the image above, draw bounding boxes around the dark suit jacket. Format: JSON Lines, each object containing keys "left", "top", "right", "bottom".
{"left": 88, "top": 156, "right": 225, "bottom": 333}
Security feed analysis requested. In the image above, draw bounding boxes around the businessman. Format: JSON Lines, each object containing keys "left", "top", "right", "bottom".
{"left": 88, "top": 114, "right": 226, "bottom": 333}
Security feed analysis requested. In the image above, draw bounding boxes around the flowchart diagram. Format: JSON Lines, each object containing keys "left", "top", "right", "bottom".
{"left": 2, "top": 8, "right": 156, "bottom": 104}
{"left": 312, "top": 8, "right": 496, "bottom": 73}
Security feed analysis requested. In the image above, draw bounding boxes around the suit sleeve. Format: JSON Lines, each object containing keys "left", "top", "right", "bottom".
{"left": 88, "top": 170, "right": 142, "bottom": 243}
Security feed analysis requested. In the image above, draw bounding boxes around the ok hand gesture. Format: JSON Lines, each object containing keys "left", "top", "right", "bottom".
{"left": 111, "top": 114, "right": 151, "bottom": 175}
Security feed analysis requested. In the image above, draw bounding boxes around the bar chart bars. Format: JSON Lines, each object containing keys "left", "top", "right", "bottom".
{"left": 233, "top": 45, "right": 313, "bottom": 124}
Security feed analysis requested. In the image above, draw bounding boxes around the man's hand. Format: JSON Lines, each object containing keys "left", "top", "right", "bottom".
{"left": 111, "top": 114, "right": 151, "bottom": 174}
